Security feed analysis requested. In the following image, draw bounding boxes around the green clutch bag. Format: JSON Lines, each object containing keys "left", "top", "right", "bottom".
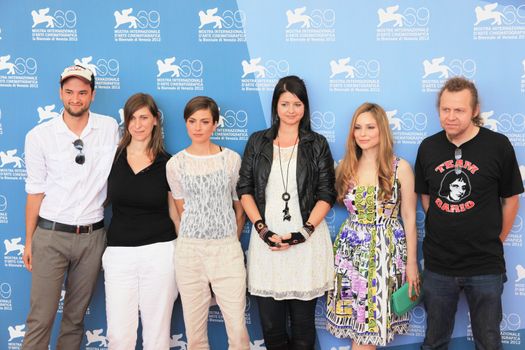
{"left": 391, "top": 278, "right": 423, "bottom": 316}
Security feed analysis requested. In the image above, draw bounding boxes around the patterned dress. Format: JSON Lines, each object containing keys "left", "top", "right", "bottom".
{"left": 326, "top": 158, "right": 409, "bottom": 346}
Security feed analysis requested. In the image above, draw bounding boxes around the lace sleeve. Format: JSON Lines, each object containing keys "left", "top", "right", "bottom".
{"left": 166, "top": 155, "right": 184, "bottom": 199}
{"left": 229, "top": 150, "right": 242, "bottom": 201}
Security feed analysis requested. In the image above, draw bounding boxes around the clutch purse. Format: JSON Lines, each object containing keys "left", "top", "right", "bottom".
{"left": 391, "top": 277, "right": 423, "bottom": 316}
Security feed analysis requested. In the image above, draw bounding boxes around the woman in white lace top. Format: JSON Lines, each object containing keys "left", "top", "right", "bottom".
{"left": 166, "top": 96, "right": 250, "bottom": 350}
{"left": 237, "top": 76, "right": 337, "bottom": 350}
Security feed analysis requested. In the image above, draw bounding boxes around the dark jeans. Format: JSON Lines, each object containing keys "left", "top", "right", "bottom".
{"left": 421, "top": 269, "right": 505, "bottom": 350}
{"left": 256, "top": 296, "right": 317, "bottom": 350}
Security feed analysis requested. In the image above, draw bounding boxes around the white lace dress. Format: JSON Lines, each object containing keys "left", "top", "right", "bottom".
{"left": 247, "top": 144, "right": 334, "bottom": 300}
{"left": 166, "top": 148, "right": 241, "bottom": 239}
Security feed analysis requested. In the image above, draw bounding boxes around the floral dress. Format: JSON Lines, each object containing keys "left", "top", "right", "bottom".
{"left": 326, "top": 158, "right": 409, "bottom": 346}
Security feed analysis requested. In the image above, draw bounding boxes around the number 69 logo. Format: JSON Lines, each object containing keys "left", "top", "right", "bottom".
{"left": 15, "top": 57, "right": 38, "bottom": 75}
{"left": 218, "top": 110, "right": 248, "bottom": 128}
{"left": 311, "top": 111, "right": 335, "bottom": 130}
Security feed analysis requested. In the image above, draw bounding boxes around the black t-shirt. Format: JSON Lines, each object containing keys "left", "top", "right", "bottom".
{"left": 106, "top": 149, "right": 176, "bottom": 246}
{"left": 415, "top": 128, "right": 523, "bottom": 276}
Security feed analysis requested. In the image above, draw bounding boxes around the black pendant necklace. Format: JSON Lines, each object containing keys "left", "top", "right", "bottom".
{"left": 277, "top": 136, "right": 298, "bottom": 221}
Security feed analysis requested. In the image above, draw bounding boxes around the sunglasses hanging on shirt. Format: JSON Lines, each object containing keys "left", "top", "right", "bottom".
{"left": 454, "top": 148, "right": 462, "bottom": 174}
{"left": 73, "top": 139, "right": 85, "bottom": 165}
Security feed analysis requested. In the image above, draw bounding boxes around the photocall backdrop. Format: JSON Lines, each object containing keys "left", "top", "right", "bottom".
{"left": 1, "top": 1, "right": 524, "bottom": 349}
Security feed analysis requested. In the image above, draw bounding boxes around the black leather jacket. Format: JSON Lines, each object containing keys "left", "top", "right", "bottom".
{"left": 237, "top": 126, "right": 336, "bottom": 223}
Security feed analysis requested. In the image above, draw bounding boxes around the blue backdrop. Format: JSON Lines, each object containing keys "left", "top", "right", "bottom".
{"left": 1, "top": 1, "right": 524, "bottom": 349}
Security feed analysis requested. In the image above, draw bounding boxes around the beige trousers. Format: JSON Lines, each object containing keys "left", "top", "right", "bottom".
{"left": 174, "top": 236, "right": 250, "bottom": 350}
{"left": 22, "top": 226, "right": 106, "bottom": 350}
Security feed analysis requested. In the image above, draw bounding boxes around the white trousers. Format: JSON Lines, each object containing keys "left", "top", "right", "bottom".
{"left": 175, "top": 236, "right": 249, "bottom": 350}
{"left": 102, "top": 240, "right": 178, "bottom": 350}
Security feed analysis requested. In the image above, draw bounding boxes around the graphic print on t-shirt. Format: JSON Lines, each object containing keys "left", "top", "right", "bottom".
{"left": 433, "top": 157, "right": 478, "bottom": 213}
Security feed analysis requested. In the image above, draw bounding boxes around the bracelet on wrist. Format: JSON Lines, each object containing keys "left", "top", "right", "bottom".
{"left": 254, "top": 219, "right": 267, "bottom": 234}
{"left": 303, "top": 221, "right": 315, "bottom": 236}
{"left": 298, "top": 227, "right": 310, "bottom": 240}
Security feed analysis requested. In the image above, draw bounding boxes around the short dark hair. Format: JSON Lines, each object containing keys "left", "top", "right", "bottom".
{"left": 271, "top": 75, "right": 311, "bottom": 132}
{"left": 183, "top": 96, "right": 219, "bottom": 123}
{"left": 437, "top": 77, "right": 481, "bottom": 126}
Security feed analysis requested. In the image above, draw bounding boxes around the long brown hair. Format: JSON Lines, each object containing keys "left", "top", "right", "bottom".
{"left": 336, "top": 102, "right": 394, "bottom": 202}
{"left": 117, "top": 93, "right": 166, "bottom": 160}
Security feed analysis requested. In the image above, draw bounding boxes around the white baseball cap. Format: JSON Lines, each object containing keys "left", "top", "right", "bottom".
{"left": 60, "top": 65, "right": 94, "bottom": 84}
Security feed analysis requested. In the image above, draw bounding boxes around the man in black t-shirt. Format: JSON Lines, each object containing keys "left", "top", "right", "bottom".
{"left": 415, "top": 77, "right": 523, "bottom": 350}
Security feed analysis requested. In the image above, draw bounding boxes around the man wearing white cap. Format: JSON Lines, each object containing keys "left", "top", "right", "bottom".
{"left": 22, "top": 65, "right": 119, "bottom": 350}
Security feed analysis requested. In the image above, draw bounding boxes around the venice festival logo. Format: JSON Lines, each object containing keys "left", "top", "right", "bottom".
{"left": 240, "top": 57, "right": 290, "bottom": 92}
{"left": 328, "top": 56, "right": 381, "bottom": 93}
{"left": 156, "top": 56, "right": 204, "bottom": 91}
{"left": 474, "top": 3, "right": 506, "bottom": 26}
{"left": 285, "top": 7, "right": 336, "bottom": 42}
{"left": 422, "top": 57, "right": 453, "bottom": 79}
{"left": 8, "top": 324, "right": 26, "bottom": 341}
{"left": 199, "top": 8, "right": 226, "bottom": 29}
{"left": 286, "top": 7, "right": 313, "bottom": 28}
{"left": 31, "top": 7, "right": 78, "bottom": 42}
{"left": 240, "top": 57, "right": 289, "bottom": 79}
{"left": 329, "top": 58, "right": 358, "bottom": 79}
{"left": 473, "top": 3, "right": 525, "bottom": 40}
{"left": 157, "top": 57, "right": 182, "bottom": 78}
{"left": 250, "top": 339, "right": 265, "bottom": 350}
{"left": 0, "top": 149, "right": 24, "bottom": 169}
{"left": 198, "top": 8, "right": 246, "bottom": 30}
{"left": 113, "top": 7, "right": 160, "bottom": 29}
{"left": 0, "top": 54, "right": 37, "bottom": 76}
{"left": 377, "top": 4, "right": 431, "bottom": 28}
{"left": 377, "top": 5, "right": 405, "bottom": 27}
{"left": 0, "top": 55, "right": 16, "bottom": 75}
{"left": 0, "top": 54, "right": 39, "bottom": 89}
{"left": 31, "top": 8, "right": 77, "bottom": 29}
{"left": 477, "top": 110, "right": 525, "bottom": 146}
{"left": 376, "top": 5, "right": 430, "bottom": 41}
{"left": 37, "top": 104, "right": 61, "bottom": 124}
{"left": 4, "top": 237, "right": 24, "bottom": 256}
{"left": 385, "top": 109, "right": 428, "bottom": 132}
{"left": 73, "top": 56, "right": 120, "bottom": 89}
{"left": 421, "top": 57, "right": 476, "bottom": 93}
{"left": 113, "top": 8, "right": 161, "bottom": 42}
{"left": 169, "top": 333, "right": 187, "bottom": 349}
{"left": 197, "top": 7, "right": 247, "bottom": 43}
{"left": 114, "top": 8, "right": 160, "bottom": 29}
{"left": 85, "top": 328, "right": 108, "bottom": 348}
{"left": 242, "top": 58, "right": 269, "bottom": 79}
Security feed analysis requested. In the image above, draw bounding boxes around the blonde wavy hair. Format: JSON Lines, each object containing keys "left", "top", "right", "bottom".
{"left": 336, "top": 102, "right": 394, "bottom": 202}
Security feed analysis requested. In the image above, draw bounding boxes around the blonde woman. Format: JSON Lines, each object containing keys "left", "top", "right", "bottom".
{"left": 326, "top": 103, "right": 419, "bottom": 349}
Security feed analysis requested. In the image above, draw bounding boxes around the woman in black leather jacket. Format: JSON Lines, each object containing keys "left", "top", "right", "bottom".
{"left": 237, "top": 75, "right": 336, "bottom": 350}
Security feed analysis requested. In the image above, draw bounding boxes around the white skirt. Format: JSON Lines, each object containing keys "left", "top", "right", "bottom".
{"left": 247, "top": 220, "right": 334, "bottom": 301}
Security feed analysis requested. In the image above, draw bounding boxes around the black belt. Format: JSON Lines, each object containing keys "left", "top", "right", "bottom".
{"left": 38, "top": 217, "right": 104, "bottom": 234}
